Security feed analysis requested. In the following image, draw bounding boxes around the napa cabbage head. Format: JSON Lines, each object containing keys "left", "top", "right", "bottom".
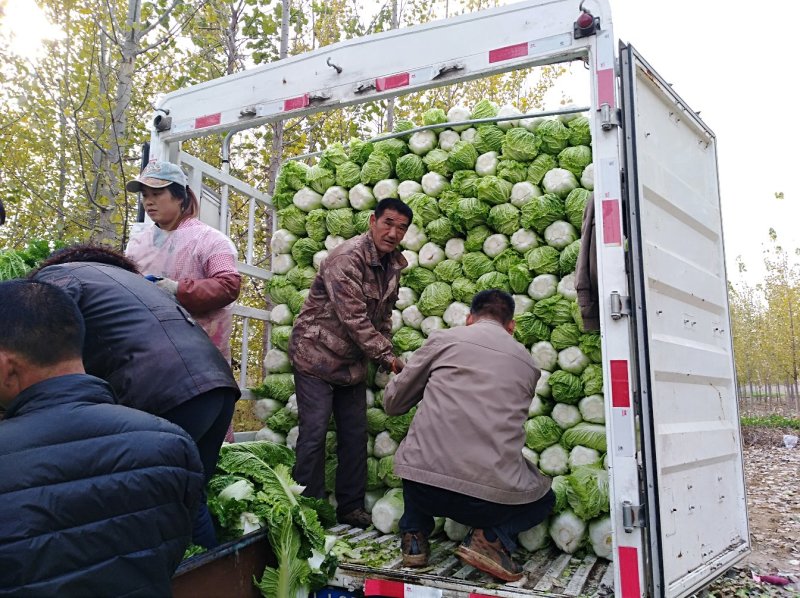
{"left": 477, "top": 176, "right": 513, "bottom": 206}
{"left": 487, "top": 203, "right": 521, "bottom": 236}
{"left": 524, "top": 416, "right": 563, "bottom": 452}
{"left": 558, "top": 145, "right": 592, "bottom": 178}
{"left": 501, "top": 127, "right": 541, "bottom": 161}
{"left": 417, "top": 282, "right": 453, "bottom": 317}
{"left": 537, "top": 119, "right": 571, "bottom": 155}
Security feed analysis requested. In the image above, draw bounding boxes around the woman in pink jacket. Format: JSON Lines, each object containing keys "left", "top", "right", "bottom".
{"left": 126, "top": 160, "right": 241, "bottom": 440}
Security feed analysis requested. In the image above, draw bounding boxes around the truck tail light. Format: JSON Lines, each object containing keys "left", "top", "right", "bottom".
{"left": 574, "top": 7, "right": 600, "bottom": 39}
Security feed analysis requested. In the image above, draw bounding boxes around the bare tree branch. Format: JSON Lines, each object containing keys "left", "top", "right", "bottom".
{"left": 6, "top": 170, "right": 94, "bottom": 231}
{"left": 94, "top": 1, "right": 120, "bottom": 47}
{"left": 139, "top": 0, "right": 183, "bottom": 37}
{"left": 137, "top": 0, "right": 209, "bottom": 54}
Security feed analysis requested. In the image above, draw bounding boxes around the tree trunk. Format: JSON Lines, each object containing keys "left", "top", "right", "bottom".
{"left": 266, "top": 0, "right": 291, "bottom": 196}
{"left": 100, "top": 0, "right": 142, "bottom": 247}
{"left": 263, "top": 0, "right": 292, "bottom": 375}
{"left": 87, "top": 32, "right": 110, "bottom": 238}
{"left": 55, "top": 13, "right": 71, "bottom": 239}
{"left": 225, "top": 1, "right": 244, "bottom": 75}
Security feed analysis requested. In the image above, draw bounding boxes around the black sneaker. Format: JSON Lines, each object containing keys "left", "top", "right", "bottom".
{"left": 401, "top": 531, "right": 430, "bottom": 567}
{"left": 337, "top": 507, "right": 372, "bottom": 528}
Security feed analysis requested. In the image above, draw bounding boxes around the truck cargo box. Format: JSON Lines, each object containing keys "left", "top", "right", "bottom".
{"left": 149, "top": 1, "right": 749, "bottom": 596}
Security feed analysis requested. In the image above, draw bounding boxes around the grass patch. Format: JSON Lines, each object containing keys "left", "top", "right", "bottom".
{"left": 740, "top": 414, "right": 800, "bottom": 429}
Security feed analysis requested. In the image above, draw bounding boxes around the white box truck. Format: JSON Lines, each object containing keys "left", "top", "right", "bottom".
{"left": 148, "top": 1, "right": 749, "bottom": 596}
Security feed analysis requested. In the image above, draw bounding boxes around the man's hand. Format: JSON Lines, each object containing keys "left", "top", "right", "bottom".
{"left": 391, "top": 357, "right": 405, "bottom": 374}
{"left": 156, "top": 278, "right": 179, "bottom": 296}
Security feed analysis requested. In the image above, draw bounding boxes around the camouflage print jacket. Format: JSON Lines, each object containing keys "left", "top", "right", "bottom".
{"left": 288, "top": 233, "right": 407, "bottom": 386}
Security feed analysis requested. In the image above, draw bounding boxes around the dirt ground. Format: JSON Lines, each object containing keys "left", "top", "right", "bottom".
{"left": 698, "top": 427, "right": 799, "bottom": 596}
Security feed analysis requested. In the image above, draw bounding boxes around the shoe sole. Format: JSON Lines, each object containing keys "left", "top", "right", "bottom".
{"left": 454, "top": 546, "right": 523, "bottom": 582}
{"left": 402, "top": 553, "right": 429, "bottom": 568}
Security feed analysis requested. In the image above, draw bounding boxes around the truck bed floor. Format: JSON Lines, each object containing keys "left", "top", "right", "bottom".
{"left": 328, "top": 524, "right": 614, "bottom": 597}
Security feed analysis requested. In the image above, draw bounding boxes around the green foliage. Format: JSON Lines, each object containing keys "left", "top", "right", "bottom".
{"left": 740, "top": 415, "right": 800, "bottom": 429}
{"left": 0, "top": 239, "right": 67, "bottom": 280}
{"left": 211, "top": 442, "right": 335, "bottom": 596}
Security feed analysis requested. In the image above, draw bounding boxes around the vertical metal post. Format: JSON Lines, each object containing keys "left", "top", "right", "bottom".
{"left": 220, "top": 132, "right": 233, "bottom": 235}
{"left": 239, "top": 180, "right": 258, "bottom": 389}
{"left": 136, "top": 142, "right": 150, "bottom": 223}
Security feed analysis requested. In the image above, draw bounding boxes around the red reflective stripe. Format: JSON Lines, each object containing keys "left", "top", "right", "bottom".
{"left": 376, "top": 73, "right": 410, "bottom": 91}
{"left": 597, "top": 67, "right": 615, "bottom": 108}
{"left": 363, "top": 579, "right": 405, "bottom": 597}
{"left": 284, "top": 94, "right": 310, "bottom": 111}
{"left": 618, "top": 546, "right": 642, "bottom": 597}
{"left": 602, "top": 198, "right": 622, "bottom": 245}
{"left": 610, "top": 360, "right": 630, "bottom": 408}
{"left": 489, "top": 42, "right": 528, "bottom": 63}
{"left": 470, "top": 594, "right": 494, "bottom": 598}
{"left": 194, "top": 113, "right": 221, "bottom": 129}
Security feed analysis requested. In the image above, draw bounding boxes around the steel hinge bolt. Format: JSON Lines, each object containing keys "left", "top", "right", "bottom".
{"left": 622, "top": 500, "right": 646, "bottom": 532}
{"left": 610, "top": 291, "right": 631, "bottom": 320}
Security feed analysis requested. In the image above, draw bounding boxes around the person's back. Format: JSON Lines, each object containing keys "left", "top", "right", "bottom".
{"left": 32, "top": 260, "right": 239, "bottom": 415}
{"left": 0, "top": 376, "right": 203, "bottom": 597}
{"left": 0, "top": 279, "right": 204, "bottom": 597}
{"left": 383, "top": 290, "right": 554, "bottom": 582}
{"left": 387, "top": 318, "right": 545, "bottom": 503}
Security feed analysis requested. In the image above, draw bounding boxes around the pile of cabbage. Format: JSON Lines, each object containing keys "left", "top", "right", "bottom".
{"left": 253, "top": 100, "right": 611, "bottom": 560}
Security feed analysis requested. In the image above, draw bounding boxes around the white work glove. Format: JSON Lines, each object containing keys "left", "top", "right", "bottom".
{"left": 156, "top": 277, "right": 179, "bottom": 296}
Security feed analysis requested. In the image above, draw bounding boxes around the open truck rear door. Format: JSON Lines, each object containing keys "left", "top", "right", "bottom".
{"left": 620, "top": 44, "right": 750, "bottom": 598}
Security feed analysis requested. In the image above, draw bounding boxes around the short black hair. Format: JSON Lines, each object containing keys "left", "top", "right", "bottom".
{"left": 470, "top": 289, "right": 515, "bottom": 325}
{"left": 374, "top": 197, "right": 412, "bottom": 224}
{"left": 34, "top": 243, "right": 140, "bottom": 274}
{"left": 0, "top": 279, "right": 85, "bottom": 366}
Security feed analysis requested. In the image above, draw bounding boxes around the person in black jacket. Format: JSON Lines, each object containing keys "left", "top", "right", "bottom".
{"left": 0, "top": 279, "right": 204, "bottom": 597}
{"left": 32, "top": 244, "right": 241, "bottom": 549}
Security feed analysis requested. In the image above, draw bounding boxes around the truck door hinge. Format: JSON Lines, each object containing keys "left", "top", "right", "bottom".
{"left": 622, "top": 501, "right": 646, "bottom": 532}
{"left": 600, "top": 103, "right": 622, "bottom": 131}
{"left": 308, "top": 92, "right": 331, "bottom": 105}
{"left": 609, "top": 291, "right": 631, "bottom": 320}
{"left": 354, "top": 81, "right": 377, "bottom": 94}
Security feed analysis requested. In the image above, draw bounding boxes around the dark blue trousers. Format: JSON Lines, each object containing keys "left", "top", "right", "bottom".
{"left": 161, "top": 387, "right": 238, "bottom": 549}
{"left": 400, "top": 480, "right": 555, "bottom": 552}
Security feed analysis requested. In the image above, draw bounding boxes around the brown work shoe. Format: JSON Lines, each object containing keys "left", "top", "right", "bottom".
{"left": 401, "top": 531, "right": 430, "bottom": 567}
{"left": 455, "top": 528, "right": 523, "bottom": 582}
{"left": 337, "top": 507, "right": 372, "bottom": 529}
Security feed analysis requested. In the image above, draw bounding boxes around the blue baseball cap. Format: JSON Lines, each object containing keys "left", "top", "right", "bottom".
{"left": 126, "top": 160, "right": 188, "bottom": 193}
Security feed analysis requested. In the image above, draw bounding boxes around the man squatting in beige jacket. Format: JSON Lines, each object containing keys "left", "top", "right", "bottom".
{"left": 288, "top": 198, "right": 413, "bottom": 528}
{"left": 383, "top": 289, "right": 555, "bottom": 582}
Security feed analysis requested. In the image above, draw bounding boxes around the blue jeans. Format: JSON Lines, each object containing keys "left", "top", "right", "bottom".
{"left": 399, "top": 480, "right": 555, "bottom": 552}
{"left": 161, "top": 387, "right": 238, "bottom": 549}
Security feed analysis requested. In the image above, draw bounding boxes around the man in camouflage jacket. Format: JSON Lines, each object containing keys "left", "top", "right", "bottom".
{"left": 288, "top": 197, "right": 412, "bottom": 528}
